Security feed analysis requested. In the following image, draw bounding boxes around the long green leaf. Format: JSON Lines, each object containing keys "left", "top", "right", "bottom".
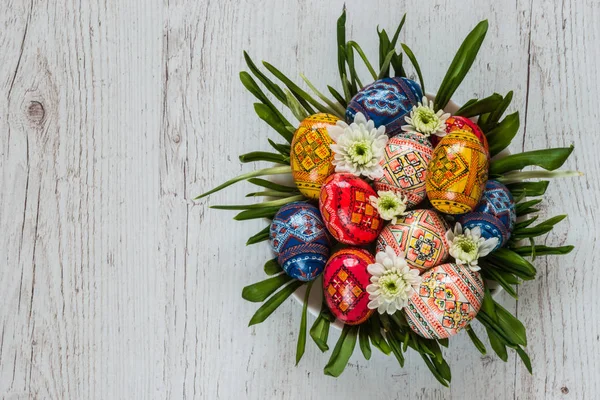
{"left": 486, "top": 112, "right": 520, "bottom": 156}
{"left": 516, "top": 199, "right": 542, "bottom": 215}
{"left": 506, "top": 181, "right": 549, "bottom": 197}
{"left": 242, "top": 274, "right": 293, "bottom": 302}
{"left": 239, "top": 150, "right": 288, "bottom": 164}
{"left": 240, "top": 71, "right": 291, "bottom": 127}
{"left": 244, "top": 51, "right": 287, "bottom": 104}
{"left": 346, "top": 41, "right": 378, "bottom": 80}
{"left": 211, "top": 195, "right": 304, "bottom": 210}
{"left": 485, "top": 249, "right": 537, "bottom": 278}
{"left": 486, "top": 328, "right": 508, "bottom": 361}
{"left": 324, "top": 325, "right": 358, "bottom": 377}
{"left": 490, "top": 146, "right": 574, "bottom": 175}
{"left": 253, "top": 103, "right": 294, "bottom": 142}
{"left": 455, "top": 93, "right": 503, "bottom": 117}
{"left": 248, "top": 280, "right": 304, "bottom": 326}
{"left": 434, "top": 21, "right": 489, "bottom": 110}
{"left": 246, "top": 226, "right": 271, "bottom": 245}
{"left": 377, "top": 50, "right": 396, "bottom": 79}
{"left": 401, "top": 43, "right": 425, "bottom": 93}
{"left": 234, "top": 206, "right": 281, "bottom": 221}
{"left": 337, "top": 8, "right": 348, "bottom": 89}
{"left": 195, "top": 165, "right": 292, "bottom": 199}
{"left": 328, "top": 86, "right": 347, "bottom": 108}
{"left": 358, "top": 324, "right": 372, "bottom": 360}
{"left": 495, "top": 303, "right": 527, "bottom": 346}
{"left": 248, "top": 178, "right": 298, "bottom": 193}
{"left": 479, "top": 91, "right": 513, "bottom": 132}
{"left": 512, "top": 245, "right": 574, "bottom": 257}
{"left": 310, "top": 306, "right": 333, "bottom": 352}
{"left": 300, "top": 74, "right": 346, "bottom": 117}
{"left": 296, "top": 281, "right": 313, "bottom": 365}
{"left": 465, "top": 326, "right": 487, "bottom": 355}
{"left": 516, "top": 346, "right": 533, "bottom": 374}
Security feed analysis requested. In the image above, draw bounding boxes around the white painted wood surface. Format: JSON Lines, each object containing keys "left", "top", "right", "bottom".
{"left": 0, "top": 1, "right": 598, "bottom": 399}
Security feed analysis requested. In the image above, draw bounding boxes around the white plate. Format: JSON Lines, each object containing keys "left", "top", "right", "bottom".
{"left": 273, "top": 96, "right": 504, "bottom": 329}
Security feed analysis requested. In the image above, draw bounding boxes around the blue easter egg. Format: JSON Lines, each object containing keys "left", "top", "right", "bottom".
{"left": 474, "top": 180, "right": 516, "bottom": 232}
{"left": 346, "top": 77, "right": 423, "bottom": 136}
{"left": 270, "top": 202, "right": 330, "bottom": 281}
{"left": 457, "top": 212, "right": 509, "bottom": 250}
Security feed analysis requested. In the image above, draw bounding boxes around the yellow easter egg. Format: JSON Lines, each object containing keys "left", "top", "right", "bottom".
{"left": 425, "top": 129, "right": 489, "bottom": 214}
{"left": 290, "top": 113, "right": 339, "bottom": 199}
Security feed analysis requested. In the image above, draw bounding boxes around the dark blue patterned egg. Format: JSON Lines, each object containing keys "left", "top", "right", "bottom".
{"left": 346, "top": 77, "right": 423, "bottom": 136}
{"left": 270, "top": 202, "right": 330, "bottom": 281}
{"left": 473, "top": 180, "right": 516, "bottom": 232}
{"left": 456, "top": 212, "right": 509, "bottom": 250}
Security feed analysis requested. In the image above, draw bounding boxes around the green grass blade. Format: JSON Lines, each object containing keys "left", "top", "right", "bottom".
{"left": 246, "top": 226, "right": 271, "bottom": 245}
{"left": 455, "top": 93, "right": 503, "bottom": 117}
{"left": 296, "top": 281, "right": 314, "bottom": 365}
{"left": 239, "top": 151, "right": 288, "bottom": 164}
{"left": 195, "top": 166, "right": 292, "bottom": 199}
{"left": 506, "top": 181, "right": 549, "bottom": 197}
{"left": 211, "top": 195, "right": 304, "bottom": 210}
{"left": 244, "top": 51, "right": 287, "bottom": 104}
{"left": 324, "top": 325, "right": 358, "bottom": 377}
{"left": 248, "top": 178, "right": 298, "bottom": 192}
{"left": 253, "top": 103, "right": 294, "bottom": 142}
{"left": 490, "top": 146, "right": 574, "bottom": 175}
{"left": 465, "top": 326, "right": 487, "bottom": 355}
{"left": 242, "top": 273, "right": 293, "bottom": 302}
{"left": 434, "top": 20, "right": 489, "bottom": 110}
{"left": 248, "top": 280, "right": 304, "bottom": 326}
{"left": 347, "top": 41, "right": 378, "bottom": 80}
{"left": 358, "top": 324, "right": 372, "bottom": 360}
{"left": 401, "top": 43, "right": 425, "bottom": 93}
{"left": 264, "top": 258, "right": 283, "bottom": 275}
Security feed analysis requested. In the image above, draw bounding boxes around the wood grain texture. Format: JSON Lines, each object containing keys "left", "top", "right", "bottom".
{"left": 0, "top": 0, "right": 597, "bottom": 399}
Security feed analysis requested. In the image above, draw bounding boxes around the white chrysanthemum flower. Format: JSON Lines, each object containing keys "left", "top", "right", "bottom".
{"left": 402, "top": 96, "right": 450, "bottom": 137}
{"left": 445, "top": 223, "right": 499, "bottom": 272}
{"left": 367, "top": 246, "right": 422, "bottom": 315}
{"left": 328, "top": 112, "right": 388, "bottom": 179}
{"left": 369, "top": 191, "right": 408, "bottom": 224}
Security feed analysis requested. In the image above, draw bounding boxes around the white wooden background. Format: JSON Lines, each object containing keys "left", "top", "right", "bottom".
{"left": 0, "top": 0, "right": 598, "bottom": 399}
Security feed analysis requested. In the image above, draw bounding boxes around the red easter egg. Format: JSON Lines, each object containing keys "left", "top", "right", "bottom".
{"left": 430, "top": 116, "right": 489, "bottom": 156}
{"left": 319, "top": 173, "right": 384, "bottom": 245}
{"left": 323, "top": 248, "right": 375, "bottom": 325}
{"left": 404, "top": 263, "right": 484, "bottom": 339}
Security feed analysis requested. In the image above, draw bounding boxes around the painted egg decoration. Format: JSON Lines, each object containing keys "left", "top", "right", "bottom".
{"left": 404, "top": 263, "right": 484, "bottom": 339}
{"left": 457, "top": 212, "right": 510, "bottom": 250}
{"left": 346, "top": 77, "right": 422, "bottom": 137}
{"left": 319, "top": 173, "right": 384, "bottom": 245}
{"left": 290, "top": 113, "right": 339, "bottom": 199}
{"left": 426, "top": 129, "right": 489, "bottom": 214}
{"left": 430, "top": 115, "right": 489, "bottom": 154}
{"left": 269, "top": 202, "right": 330, "bottom": 281}
{"left": 373, "top": 132, "right": 434, "bottom": 208}
{"left": 474, "top": 180, "right": 516, "bottom": 232}
{"left": 376, "top": 209, "right": 450, "bottom": 272}
{"left": 323, "top": 248, "right": 375, "bottom": 325}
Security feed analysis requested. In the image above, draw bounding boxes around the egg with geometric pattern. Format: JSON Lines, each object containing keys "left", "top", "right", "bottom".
{"left": 473, "top": 180, "right": 516, "bottom": 232}
{"left": 404, "top": 263, "right": 485, "bottom": 339}
{"left": 456, "top": 212, "right": 510, "bottom": 251}
{"left": 376, "top": 209, "right": 450, "bottom": 273}
{"left": 426, "top": 129, "right": 489, "bottom": 214}
{"left": 373, "top": 132, "right": 434, "bottom": 208}
{"left": 322, "top": 248, "right": 375, "bottom": 325}
{"left": 346, "top": 77, "right": 423, "bottom": 137}
{"left": 270, "top": 202, "right": 331, "bottom": 281}
{"left": 319, "top": 173, "right": 384, "bottom": 245}
{"left": 430, "top": 115, "right": 489, "bottom": 155}
{"left": 290, "top": 113, "right": 340, "bottom": 200}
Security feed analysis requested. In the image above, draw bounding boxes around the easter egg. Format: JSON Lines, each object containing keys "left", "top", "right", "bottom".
{"left": 346, "top": 77, "right": 422, "bottom": 137}
{"left": 474, "top": 180, "right": 516, "bottom": 232}
{"left": 426, "top": 129, "right": 489, "bottom": 214}
{"left": 373, "top": 132, "right": 434, "bottom": 208}
{"left": 404, "top": 263, "right": 484, "bottom": 339}
{"left": 270, "top": 202, "right": 330, "bottom": 281}
{"left": 430, "top": 116, "right": 489, "bottom": 154}
{"left": 319, "top": 173, "right": 384, "bottom": 245}
{"left": 376, "top": 209, "right": 450, "bottom": 272}
{"left": 457, "top": 212, "right": 509, "bottom": 250}
{"left": 323, "top": 248, "right": 375, "bottom": 325}
{"left": 290, "top": 113, "right": 339, "bottom": 199}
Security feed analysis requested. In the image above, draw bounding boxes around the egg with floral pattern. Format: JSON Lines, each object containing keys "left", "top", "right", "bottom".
{"left": 376, "top": 209, "right": 450, "bottom": 272}
{"left": 323, "top": 248, "right": 375, "bottom": 325}
{"left": 404, "top": 263, "right": 484, "bottom": 339}
{"left": 346, "top": 77, "right": 422, "bottom": 137}
{"left": 290, "top": 113, "right": 339, "bottom": 200}
{"left": 270, "top": 202, "right": 330, "bottom": 281}
{"left": 426, "top": 129, "right": 489, "bottom": 214}
{"left": 319, "top": 173, "right": 384, "bottom": 245}
{"left": 373, "top": 132, "right": 434, "bottom": 208}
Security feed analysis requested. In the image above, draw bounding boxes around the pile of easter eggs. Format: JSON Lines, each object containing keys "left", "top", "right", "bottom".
{"left": 269, "top": 77, "right": 516, "bottom": 338}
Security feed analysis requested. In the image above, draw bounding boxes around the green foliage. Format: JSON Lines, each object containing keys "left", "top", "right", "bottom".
{"left": 248, "top": 280, "right": 304, "bottom": 326}
{"left": 324, "top": 325, "right": 359, "bottom": 377}
{"left": 296, "top": 282, "right": 313, "bottom": 365}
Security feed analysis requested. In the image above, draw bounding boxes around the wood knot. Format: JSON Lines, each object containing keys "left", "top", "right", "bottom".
{"left": 561, "top": 387, "right": 569, "bottom": 394}
{"left": 172, "top": 134, "right": 181, "bottom": 144}
{"left": 27, "top": 101, "right": 45, "bottom": 125}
